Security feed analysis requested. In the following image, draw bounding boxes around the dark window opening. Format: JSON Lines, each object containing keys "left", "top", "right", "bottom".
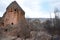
{"left": 5, "top": 29, "right": 8, "bottom": 32}
{"left": 14, "top": 9, "right": 16, "bottom": 11}
{"left": 17, "top": 35, "right": 20, "bottom": 38}
{"left": 11, "top": 23, "right": 13, "bottom": 25}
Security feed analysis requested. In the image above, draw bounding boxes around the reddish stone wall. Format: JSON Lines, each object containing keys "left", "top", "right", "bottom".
{"left": 0, "top": 1, "right": 31, "bottom": 39}
{"left": 3, "top": 10, "right": 25, "bottom": 26}
{"left": 4, "top": 11, "right": 17, "bottom": 26}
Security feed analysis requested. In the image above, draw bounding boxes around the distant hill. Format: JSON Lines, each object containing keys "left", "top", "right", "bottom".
{"left": 26, "top": 18, "right": 50, "bottom": 23}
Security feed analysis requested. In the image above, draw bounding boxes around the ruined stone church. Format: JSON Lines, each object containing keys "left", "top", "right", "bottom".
{"left": 0, "top": 1, "right": 26, "bottom": 26}
{"left": 0, "top": 1, "right": 30, "bottom": 39}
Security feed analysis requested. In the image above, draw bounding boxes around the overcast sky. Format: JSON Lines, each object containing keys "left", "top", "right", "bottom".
{"left": 0, "top": 0, "right": 60, "bottom": 18}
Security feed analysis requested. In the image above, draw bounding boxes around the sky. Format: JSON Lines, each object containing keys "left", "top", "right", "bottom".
{"left": 0, "top": 0, "right": 60, "bottom": 18}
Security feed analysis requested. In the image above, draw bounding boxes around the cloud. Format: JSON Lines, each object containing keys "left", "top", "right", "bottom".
{"left": 21, "top": 0, "right": 54, "bottom": 18}
{"left": 21, "top": 0, "right": 43, "bottom": 18}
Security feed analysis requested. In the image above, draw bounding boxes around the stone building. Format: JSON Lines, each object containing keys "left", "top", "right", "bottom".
{"left": 0, "top": 1, "right": 30, "bottom": 39}
{"left": 2, "top": 1, "right": 25, "bottom": 27}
